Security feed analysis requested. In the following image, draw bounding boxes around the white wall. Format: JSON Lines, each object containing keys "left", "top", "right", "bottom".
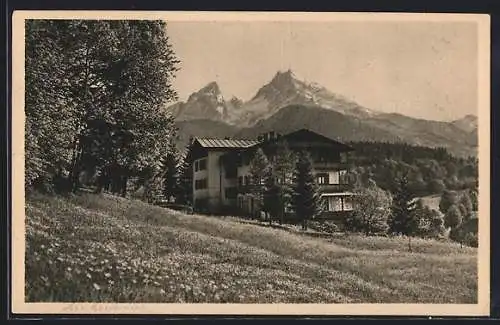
{"left": 206, "top": 151, "right": 225, "bottom": 207}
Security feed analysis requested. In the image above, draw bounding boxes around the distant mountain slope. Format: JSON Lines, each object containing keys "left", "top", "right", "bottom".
{"left": 235, "top": 104, "right": 399, "bottom": 143}
{"left": 235, "top": 105, "right": 477, "bottom": 158}
{"left": 227, "top": 70, "right": 376, "bottom": 126}
{"left": 365, "top": 113, "right": 477, "bottom": 157}
{"left": 451, "top": 114, "right": 478, "bottom": 133}
{"left": 167, "top": 82, "right": 243, "bottom": 122}
{"left": 169, "top": 70, "right": 477, "bottom": 158}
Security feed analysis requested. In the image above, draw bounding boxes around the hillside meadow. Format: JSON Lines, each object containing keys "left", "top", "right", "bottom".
{"left": 25, "top": 192, "right": 477, "bottom": 304}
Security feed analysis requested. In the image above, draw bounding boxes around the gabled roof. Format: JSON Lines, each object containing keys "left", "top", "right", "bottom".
{"left": 281, "top": 128, "right": 354, "bottom": 151}
{"left": 194, "top": 138, "right": 261, "bottom": 149}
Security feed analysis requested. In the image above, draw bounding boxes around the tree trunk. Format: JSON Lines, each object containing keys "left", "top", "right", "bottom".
{"left": 70, "top": 155, "right": 81, "bottom": 193}
{"left": 121, "top": 175, "right": 128, "bottom": 198}
{"left": 68, "top": 136, "right": 80, "bottom": 193}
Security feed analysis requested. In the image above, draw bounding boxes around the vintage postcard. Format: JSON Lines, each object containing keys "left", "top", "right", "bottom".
{"left": 11, "top": 11, "right": 490, "bottom": 316}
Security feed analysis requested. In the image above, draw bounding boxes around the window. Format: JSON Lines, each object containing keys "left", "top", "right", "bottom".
{"left": 328, "top": 197, "right": 343, "bottom": 212}
{"left": 198, "top": 159, "right": 207, "bottom": 170}
{"left": 194, "top": 178, "right": 208, "bottom": 190}
{"left": 325, "top": 196, "right": 353, "bottom": 212}
{"left": 343, "top": 196, "right": 353, "bottom": 211}
{"left": 238, "top": 176, "right": 243, "bottom": 187}
{"left": 339, "top": 170, "right": 348, "bottom": 184}
{"left": 194, "top": 159, "right": 207, "bottom": 172}
{"left": 328, "top": 171, "right": 339, "bottom": 184}
{"left": 316, "top": 173, "right": 329, "bottom": 185}
{"left": 225, "top": 187, "right": 238, "bottom": 199}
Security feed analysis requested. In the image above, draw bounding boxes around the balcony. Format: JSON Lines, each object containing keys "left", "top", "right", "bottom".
{"left": 312, "top": 161, "right": 350, "bottom": 170}
{"left": 318, "top": 183, "right": 351, "bottom": 193}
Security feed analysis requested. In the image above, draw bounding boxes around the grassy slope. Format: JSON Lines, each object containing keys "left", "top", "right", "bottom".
{"left": 25, "top": 193, "right": 477, "bottom": 304}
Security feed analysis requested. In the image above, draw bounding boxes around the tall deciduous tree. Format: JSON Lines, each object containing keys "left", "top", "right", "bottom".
{"left": 346, "top": 179, "right": 392, "bottom": 235}
{"left": 439, "top": 190, "right": 459, "bottom": 215}
{"left": 459, "top": 192, "right": 473, "bottom": 221}
{"left": 25, "top": 20, "right": 80, "bottom": 191}
{"left": 291, "top": 151, "right": 322, "bottom": 230}
{"left": 445, "top": 204, "right": 463, "bottom": 229}
{"left": 25, "top": 20, "right": 180, "bottom": 196}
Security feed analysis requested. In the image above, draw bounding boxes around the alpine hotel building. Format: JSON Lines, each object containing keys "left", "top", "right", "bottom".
{"left": 186, "top": 129, "right": 355, "bottom": 221}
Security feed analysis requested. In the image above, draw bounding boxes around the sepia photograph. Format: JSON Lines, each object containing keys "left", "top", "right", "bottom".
{"left": 11, "top": 11, "right": 490, "bottom": 316}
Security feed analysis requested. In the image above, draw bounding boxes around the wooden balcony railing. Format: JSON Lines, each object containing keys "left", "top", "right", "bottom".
{"left": 318, "top": 183, "right": 351, "bottom": 193}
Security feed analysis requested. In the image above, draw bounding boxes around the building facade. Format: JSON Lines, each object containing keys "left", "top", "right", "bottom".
{"left": 187, "top": 129, "right": 355, "bottom": 222}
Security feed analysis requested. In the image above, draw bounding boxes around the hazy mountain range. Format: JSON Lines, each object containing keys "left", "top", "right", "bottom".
{"left": 167, "top": 70, "right": 478, "bottom": 158}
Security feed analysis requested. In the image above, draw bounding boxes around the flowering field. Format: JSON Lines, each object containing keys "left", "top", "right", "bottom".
{"left": 25, "top": 192, "right": 477, "bottom": 303}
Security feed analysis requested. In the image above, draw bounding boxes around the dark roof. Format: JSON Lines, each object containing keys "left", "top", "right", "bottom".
{"left": 194, "top": 138, "right": 261, "bottom": 149}
{"left": 281, "top": 128, "right": 354, "bottom": 151}
{"left": 192, "top": 128, "right": 353, "bottom": 151}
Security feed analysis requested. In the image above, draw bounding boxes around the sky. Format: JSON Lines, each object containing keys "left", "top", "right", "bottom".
{"left": 166, "top": 20, "right": 478, "bottom": 121}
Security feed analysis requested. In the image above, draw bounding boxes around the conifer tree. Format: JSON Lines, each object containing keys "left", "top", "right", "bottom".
{"left": 162, "top": 142, "right": 180, "bottom": 202}
{"left": 389, "top": 173, "right": 418, "bottom": 235}
{"left": 249, "top": 148, "right": 271, "bottom": 219}
{"left": 176, "top": 147, "right": 193, "bottom": 206}
{"left": 272, "top": 140, "right": 296, "bottom": 224}
{"left": 291, "top": 151, "right": 322, "bottom": 230}
{"left": 263, "top": 166, "right": 280, "bottom": 225}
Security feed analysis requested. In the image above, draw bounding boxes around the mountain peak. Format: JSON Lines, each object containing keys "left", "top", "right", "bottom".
{"left": 270, "top": 69, "right": 298, "bottom": 85}
{"left": 462, "top": 114, "right": 477, "bottom": 120}
{"left": 199, "top": 81, "right": 221, "bottom": 94}
{"left": 452, "top": 114, "right": 478, "bottom": 133}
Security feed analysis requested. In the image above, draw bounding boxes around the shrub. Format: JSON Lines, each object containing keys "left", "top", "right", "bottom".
{"left": 346, "top": 180, "right": 392, "bottom": 235}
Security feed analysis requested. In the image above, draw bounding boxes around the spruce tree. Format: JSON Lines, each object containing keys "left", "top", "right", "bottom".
{"left": 272, "top": 140, "right": 296, "bottom": 224}
{"left": 162, "top": 142, "right": 180, "bottom": 202}
{"left": 390, "top": 173, "right": 417, "bottom": 235}
{"left": 176, "top": 148, "right": 193, "bottom": 206}
{"left": 249, "top": 148, "right": 271, "bottom": 219}
{"left": 263, "top": 166, "right": 280, "bottom": 225}
{"left": 291, "top": 151, "right": 322, "bottom": 230}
